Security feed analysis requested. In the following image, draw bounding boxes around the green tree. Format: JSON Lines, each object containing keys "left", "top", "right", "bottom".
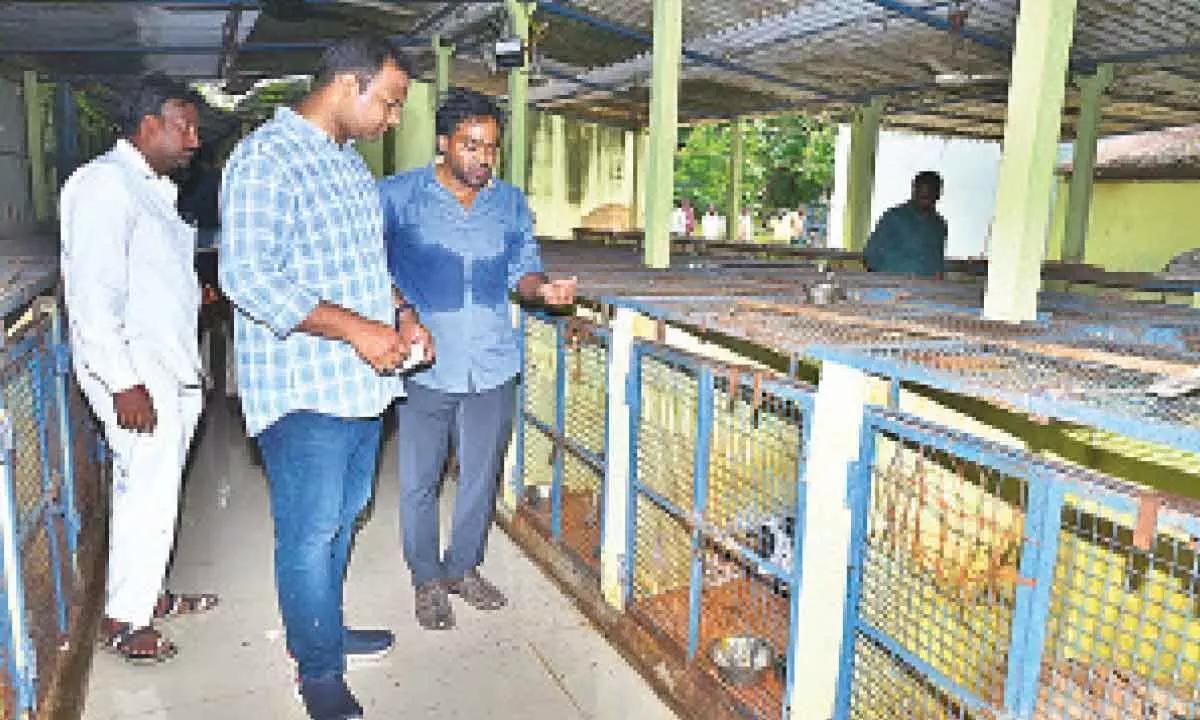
{"left": 673, "top": 114, "right": 836, "bottom": 217}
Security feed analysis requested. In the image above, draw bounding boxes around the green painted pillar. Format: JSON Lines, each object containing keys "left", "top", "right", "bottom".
{"left": 505, "top": 0, "right": 533, "bottom": 191}
{"left": 396, "top": 81, "right": 436, "bottom": 171}
{"left": 433, "top": 36, "right": 454, "bottom": 106}
{"left": 726, "top": 118, "right": 744, "bottom": 242}
{"left": 24, "top": 71, "right": 49, "bottom": 223}
{"left": 1061, "top": 63, "right": 1113, "bottom": 265}
{"left": 841, "top": 97, "right": 884, "bottom": 251}
{"left": 983, "top": 0, "right": 1079, "bottom": 323}
{"left": 643, "top": 0, "right": 682, "bottom": 268}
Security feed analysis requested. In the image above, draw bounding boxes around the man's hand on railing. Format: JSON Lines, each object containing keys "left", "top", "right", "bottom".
{"left": 113, "top": 385, "right": 157, "bottom": 433}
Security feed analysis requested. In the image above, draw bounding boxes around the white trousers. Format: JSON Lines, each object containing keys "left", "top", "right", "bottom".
{"left": 80, "top": 372, "right": 203, "bottom": 627}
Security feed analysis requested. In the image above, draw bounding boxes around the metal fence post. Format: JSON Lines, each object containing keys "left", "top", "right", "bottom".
{"left": 686, "top": 365, "right": 714, "bottom": 660}
{"left": 784, "top": 398, "right": 816, "bottom": 719}
{"left": 551, "top": 320, "right": 566, "bottom": 540}
{"left": 0, "top": 408, "right": 36, "bottom": 714}
{"left": 509, "top": 308, "right": 527, "bottom": 509}
{"left": 831, "top": 417, "right": 878, "bottom": 720}
{"left": 622, "top": 339, "right": 644, "bottom": 606}
{"left": 1003, "top": 471, "right": 1066, "bottom": 718}
{"left": 47, "top": 301, "right": 79, "bottom": 561}
{"left": 30, "top": 345, "right": 68, "bottom": 635}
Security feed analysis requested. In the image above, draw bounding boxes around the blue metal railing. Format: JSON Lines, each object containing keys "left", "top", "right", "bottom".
{"left": 513, "top": 294, "right": 1200, "bottom": 720}
{"left": 515, "top": 309, "right": 610, "bottom": 577}
{"left": 0, "top": 286, "right": 106, "bottom": 717}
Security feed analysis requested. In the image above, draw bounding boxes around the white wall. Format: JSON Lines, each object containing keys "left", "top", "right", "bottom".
{"left": 828, "top": 126, "right": 1001, "bottom": 259}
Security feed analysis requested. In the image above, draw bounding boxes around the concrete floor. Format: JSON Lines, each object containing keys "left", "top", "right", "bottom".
{"left": 81, "top": 397, "right": 678, "bottom": 720}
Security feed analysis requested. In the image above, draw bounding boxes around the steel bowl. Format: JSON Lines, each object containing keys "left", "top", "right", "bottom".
{"left": 708, "top": 636, "right": 775, "bottom": 687}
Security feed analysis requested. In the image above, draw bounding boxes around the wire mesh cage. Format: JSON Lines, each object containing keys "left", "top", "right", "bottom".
{"left": 841, "top": 408, "right": 1200, "bottom": 720}
{"left": 1036, "top": 492, "right": 1200, "bottom": 718}
{"left": 517, "top": 310, "right": 610, "bottom": 579}
{"left": 559, "top": 318, "right": 608, "bottom": 573}
{"left": 0, "top": 293, "right": 106, "bottom": 718}
{"left": 628, "top": 339, "right": 814, "bottom": 719}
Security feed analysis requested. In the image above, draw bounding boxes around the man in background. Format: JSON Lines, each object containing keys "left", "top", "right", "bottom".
{"left": 863, "top": 170, "right": 948, "bottom": 277}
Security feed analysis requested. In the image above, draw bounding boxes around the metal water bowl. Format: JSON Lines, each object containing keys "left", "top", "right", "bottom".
{"left": 708, "top": 636, "right": 775, "bottom": 687}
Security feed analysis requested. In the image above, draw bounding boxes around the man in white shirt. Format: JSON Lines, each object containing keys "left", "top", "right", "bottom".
{"left": 60, "top": 75, "right": 217, "bottom": 664}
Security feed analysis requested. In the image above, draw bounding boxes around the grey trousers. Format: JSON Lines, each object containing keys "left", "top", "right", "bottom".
{"left": 396, "top": 378, "right": 517, "bottom": 587}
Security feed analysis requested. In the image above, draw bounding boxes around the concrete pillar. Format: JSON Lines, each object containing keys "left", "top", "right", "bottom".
{"left": 505, "top": 0, "right": 534, "bottom": 191}
{"left": 601, "top": 308, "right": 636, "bottom": 608}
{"left": 789, "top": 362, "right": 874, "bottom": 720}
{"left": 983, "top": 0, "right": 1079, "bottom": 322}
{"left": 726, "top": 118, "right": 744, "bottom": 242}
{"left": 24, "top": 71, "right": 49, "bottom": 223}
{"left": 643, "top": 0, "right": 682, "bottom": 268}
{"left": 1061, "top": 64, "right": 1113, "bottom": 265}
{"left": 841, "top": 97, "right": 884, "bottom": 251}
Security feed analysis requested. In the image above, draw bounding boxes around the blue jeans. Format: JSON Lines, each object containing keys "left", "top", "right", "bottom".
{"left": 256, "top": 411, "right": 382, "bottom": 680}
{"left": 396, "top": 379, "right": 517, "bottom": 587}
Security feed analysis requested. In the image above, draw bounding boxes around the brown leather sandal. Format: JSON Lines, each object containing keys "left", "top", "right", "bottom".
{"left": 153, "top": 591, "right": 220, "bottom": 619}
{"left": 102, "top": 622, "right": 178, "bottom": 665}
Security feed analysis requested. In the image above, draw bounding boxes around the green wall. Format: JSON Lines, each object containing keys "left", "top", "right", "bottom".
{"left": 525, "top": 111, "right": 641, "bottom": 239}
{"left": 356, "top": 102, "right": 640, "bottom": 240}
{"left": 1047, "top": 177, "right": 1200, "bottom": 272}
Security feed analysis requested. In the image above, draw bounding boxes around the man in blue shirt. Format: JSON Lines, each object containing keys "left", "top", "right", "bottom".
{"left": 220, "top": 36, "right": 430, "bottom": 720}
{"left": 381, "top": 88, "right": 576, "bottom": 631}
{"left": 863, "top": 170, "right": 948, "bottom": 277}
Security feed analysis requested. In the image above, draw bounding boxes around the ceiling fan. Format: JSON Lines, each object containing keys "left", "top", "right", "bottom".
{"left": 921, "top": 1, "right": 1007, "bottom": 88}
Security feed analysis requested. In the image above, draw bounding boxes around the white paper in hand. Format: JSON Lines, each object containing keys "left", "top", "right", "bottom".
{"left": 400, "top": 342, "right": 425, "bottom": 373}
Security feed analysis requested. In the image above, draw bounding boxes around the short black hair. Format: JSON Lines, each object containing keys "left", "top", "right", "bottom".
{"left": 119, "top": 74, "right": 205, "bottom": 136}
{"left": 313, "top": 34, "right": 413, "bottom": 91}
{"left": 436, "top": 87, "right": 503, "bottom": 139}
{"left": 913, "top": 170, "right": 943, "bottom": 193}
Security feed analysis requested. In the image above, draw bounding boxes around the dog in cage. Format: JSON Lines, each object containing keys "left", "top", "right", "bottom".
{"left": 708, "top": 513, "right": 798, "bottom": 597}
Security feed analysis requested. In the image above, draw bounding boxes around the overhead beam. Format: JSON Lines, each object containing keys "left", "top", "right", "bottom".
{"left": 863, "top": 0, "right": 1011, "bottom": 53}
{"left": 534, "top": 2, "right": 831, "bottom": 102}
{"left": 0, "top": 37, "right": 437, "bottom": 55}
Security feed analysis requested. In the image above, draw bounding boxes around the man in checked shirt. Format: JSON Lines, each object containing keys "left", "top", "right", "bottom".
{"left": 219, "top": 35, "right": 431, "bottom": 720}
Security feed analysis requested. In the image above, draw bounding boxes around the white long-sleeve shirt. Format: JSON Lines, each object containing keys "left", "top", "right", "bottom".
{"left": 60, "top": 139, "right": 202, "bottom": 395}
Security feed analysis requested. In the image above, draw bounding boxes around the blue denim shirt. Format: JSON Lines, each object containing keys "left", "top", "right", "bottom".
{"left": 380, "top": 165, "right": 543, "bottom": 394}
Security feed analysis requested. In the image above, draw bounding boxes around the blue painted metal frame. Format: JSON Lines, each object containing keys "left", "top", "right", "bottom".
{"left": 29, "top": 345, "right": 68, "bottom": 636}
{"left": 551, "top": 321, "right": 567, "bottom": 540}
{"left": 623, "top": 340, "right": 644, "bottom": 604}
{"left": 50, "top": 309, "right": 79, "bottom": 559}
{"left": 512, "top": 310, "right": 527, "bottom": 505}
{"left": 686, "top": 366, "right": 714, "bottom": 660}
{"left": 1002, "top": 471, "right": 1066, "bottom": 718}
{"left": 0, "top": 409, "right": 35, "bottom": 715}
{"left": 832, "top": 416, "right": 877, "bottom": 720}
{"left": 783, "top": 403, "right": 815, "bottom": 719}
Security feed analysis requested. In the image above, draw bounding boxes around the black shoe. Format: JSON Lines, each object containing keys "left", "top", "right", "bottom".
{"left": 298, "top": 675, "right": 363, "bottom": 720}
{"left": 344, "top": 628, "right": 394, "bottom": 661}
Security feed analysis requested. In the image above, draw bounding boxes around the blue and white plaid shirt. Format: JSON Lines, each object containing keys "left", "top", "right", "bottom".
{"left": 219, "top": 107, "right": 400, "bottom": 436}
